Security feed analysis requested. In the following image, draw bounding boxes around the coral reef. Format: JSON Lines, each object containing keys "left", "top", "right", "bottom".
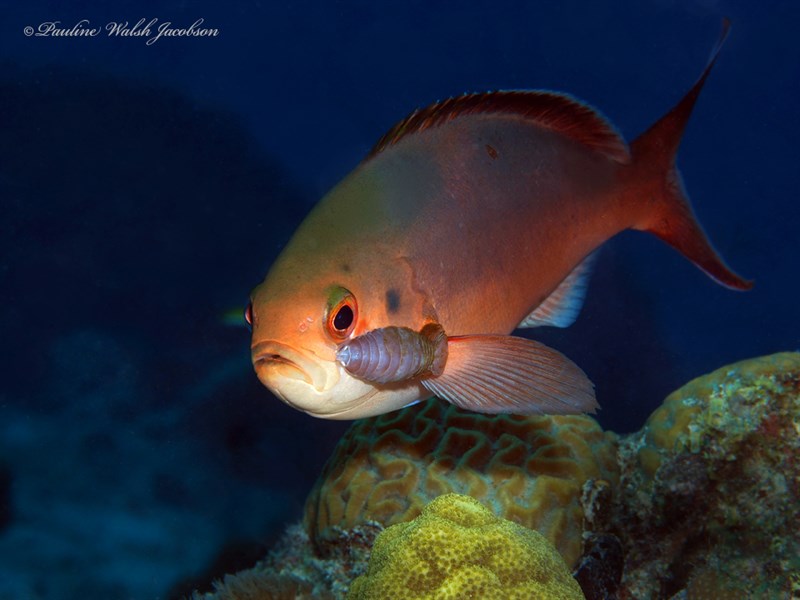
{"left": 193, "top": 352, "right": 800, "bottom": 600}
{"left": 347, "top": 493, "right": 584, "bottom": 600}
{"left": 569, "top": 478, "right": 624, "bottom": 599}
{"left": 614, "top": 352, "right": 800, "bottom": 598}
{"left": 191, "top": 523, "right": 376, "bottom": 600}
{"left": 305, "top": 398, "right": 619, "bottom": 567}
{"left": 572, "top": 532, "right": 623, "bottom": 600}
{"left": 193, "top": 568, "right": 331, "bottom": 600}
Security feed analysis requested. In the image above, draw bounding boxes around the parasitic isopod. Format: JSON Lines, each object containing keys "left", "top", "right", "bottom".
{"left": 336, "top": 325, "right": 447, "bottom": 384}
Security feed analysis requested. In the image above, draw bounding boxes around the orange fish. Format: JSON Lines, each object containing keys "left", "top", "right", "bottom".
{"left": 247, "top": 22, "right": 750, "bottom": 419}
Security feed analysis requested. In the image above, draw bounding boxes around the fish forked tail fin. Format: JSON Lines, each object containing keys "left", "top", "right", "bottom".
{"left": 629, "top": 19, "right": 753, "bottom": 291}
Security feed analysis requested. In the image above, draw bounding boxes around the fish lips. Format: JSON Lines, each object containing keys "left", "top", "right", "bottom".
{"left": 251, "top": 340, "right": 329, "bottom": 394}
{"left": 250, "top": 340, "right": 377, "bottom": 418}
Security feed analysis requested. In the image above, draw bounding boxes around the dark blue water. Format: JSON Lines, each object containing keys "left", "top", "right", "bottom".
{"left": 1, "top": 1, "right": 797, "bottom": 597}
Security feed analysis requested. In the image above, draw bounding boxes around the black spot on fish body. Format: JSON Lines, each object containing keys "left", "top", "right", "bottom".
{"left": 385, "top": 289, "right": 400, "bottom": 313}
{"left": 485, "top": 144, "right": 498, "bottom": 159}
{"left": 340, "top": 263, "right": 351, "bottom": 273}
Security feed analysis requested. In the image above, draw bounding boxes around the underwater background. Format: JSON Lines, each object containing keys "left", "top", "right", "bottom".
{"left": 0, "top": 0, "right": 797, "bottom": 597}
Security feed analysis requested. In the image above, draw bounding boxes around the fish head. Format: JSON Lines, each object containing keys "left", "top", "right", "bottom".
{"left": 247, "top": 261, "right": 425, "bottom": 419}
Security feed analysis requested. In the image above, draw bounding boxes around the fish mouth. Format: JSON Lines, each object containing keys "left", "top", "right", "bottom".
{"left": 251, "top": 340, "right": 328, "bottom": 392}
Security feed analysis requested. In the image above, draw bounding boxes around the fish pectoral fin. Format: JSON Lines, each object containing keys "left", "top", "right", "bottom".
{"left": 518, "top": 252, "right": 596, "bottom": 329}
{"left": 420, "top": 335, "right": 598, "bottom": 415}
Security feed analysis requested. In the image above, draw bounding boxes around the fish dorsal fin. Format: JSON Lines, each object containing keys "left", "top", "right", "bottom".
{"left": 519, "top": 253, "right": 596, "bottom": 329}
{"left": 369, "top": 91, "right": 630, "bottom": 164}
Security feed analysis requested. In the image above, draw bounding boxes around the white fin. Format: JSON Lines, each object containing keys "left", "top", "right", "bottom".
{"left": 519, "top": 253, "right": 596, "bottom": 328}
{"left": 401, "top": 398, "right": 423, "bottom": 409}
{"left": 421, "top": 335, "right": 598, "bottom": 415}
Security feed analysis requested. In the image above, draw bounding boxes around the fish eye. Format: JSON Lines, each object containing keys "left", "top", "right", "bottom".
{"left": 325, "top": 287, "right": 357, "bottom": 340}
{"left": 333, "top": 304, "right": 354, "bottom": 331}
{"left": 244, "top": 302, "right": 253, "bottom": 330}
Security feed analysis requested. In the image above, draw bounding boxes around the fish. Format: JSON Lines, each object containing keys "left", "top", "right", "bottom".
{"left": 247, "top": 21, "right": 751, "bottom": 420}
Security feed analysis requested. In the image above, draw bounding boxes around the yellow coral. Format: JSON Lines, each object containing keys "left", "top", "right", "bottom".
{"left": 305, "top": 398, "right": 618, "bottom": 567}
{"left": 347, "top": 494, "right": 584, "bottom": 600}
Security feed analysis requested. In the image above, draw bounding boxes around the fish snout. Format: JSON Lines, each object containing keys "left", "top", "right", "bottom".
{"left": 251, "top": 341, "right": 328, "bottom": 392}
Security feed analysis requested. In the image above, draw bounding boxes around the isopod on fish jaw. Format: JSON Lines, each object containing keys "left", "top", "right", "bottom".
{"left": 336, "top": 324, "right": 448, "bottom": 385}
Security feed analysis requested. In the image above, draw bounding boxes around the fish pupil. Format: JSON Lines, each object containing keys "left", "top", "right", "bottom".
{"left": 333, "top": 305, "right": 354, "bottom": 331}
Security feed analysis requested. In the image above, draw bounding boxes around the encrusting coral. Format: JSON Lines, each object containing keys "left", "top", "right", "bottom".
{"left": 615, "top": 352, "right": 800, "bottom": 598}
{"left": 347, "top": 493, "right": 584, "bottom": 600}
{"left": 304, "top": 397, "right": 619, "bottom": 567}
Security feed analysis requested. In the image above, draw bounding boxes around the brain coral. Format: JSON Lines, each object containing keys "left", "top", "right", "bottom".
{"left": 305, "top": 397, "right": 619, "bottom": 566}
{"left": 616, "top": 352, "right": 800, "bottom": 598}
{"left": 347, "top": 493, "right": 584, "bottom": 600}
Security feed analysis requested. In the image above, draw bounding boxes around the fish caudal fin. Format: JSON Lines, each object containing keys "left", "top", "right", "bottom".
{"left": 629, "top": 19, "right": 752, "bottom": 291}
{"left": 421, "top": 335, "right": 598, "bottom": 415}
